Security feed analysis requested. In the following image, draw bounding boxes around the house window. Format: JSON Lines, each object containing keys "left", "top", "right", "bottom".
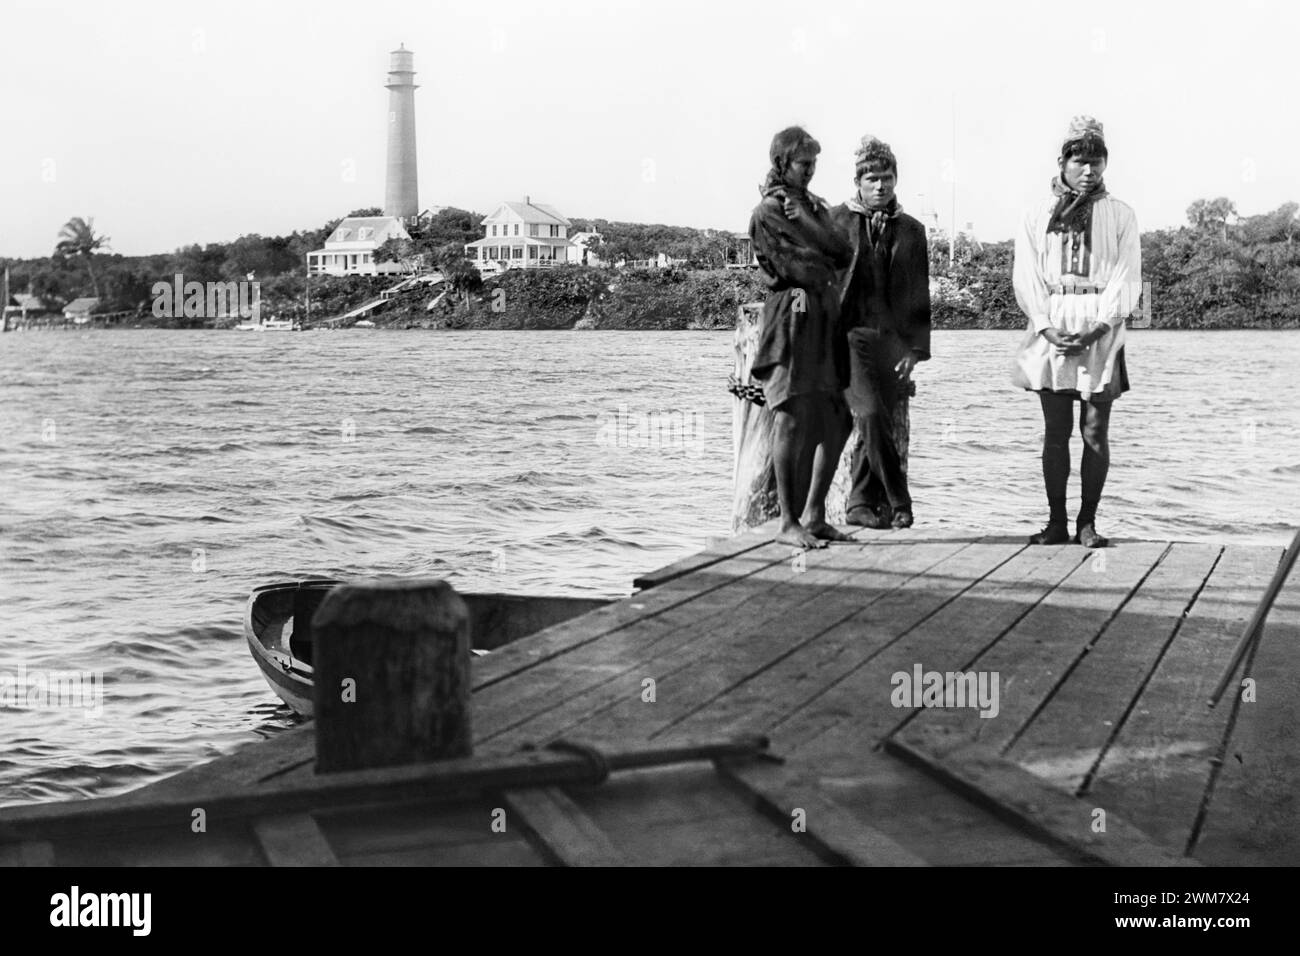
{"left": 530, "top": 224, "right": 539, "bottom": 236}
{"left": 529, "top": 245, "right": 538, "bottom": 259}
{"left": 334, "top": 228, "right": 351, "bottom": 241}
{"left": 513, "top": 224, "right": 520, "bottom": 236}
{"left": 492, "top": 225, "right": 498, "bottom": 236}
{"left": 512, "top": 247, "right": 523, "bottom": 259}
{"left": 358, "top": 227, "right": 373, "bottom": 240}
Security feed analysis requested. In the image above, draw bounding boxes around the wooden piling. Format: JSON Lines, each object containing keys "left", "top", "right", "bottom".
{"left": 312, "top": 578, "right": 472, "bottom": 773}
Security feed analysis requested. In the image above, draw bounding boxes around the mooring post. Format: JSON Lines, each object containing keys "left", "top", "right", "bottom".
{"left": 312, "top": 577, "right": 472, "bottom": 773}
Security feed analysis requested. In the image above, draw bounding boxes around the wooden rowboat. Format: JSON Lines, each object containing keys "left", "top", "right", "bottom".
{"left": 245, "top": 579, "right": 611, "bottom": 716}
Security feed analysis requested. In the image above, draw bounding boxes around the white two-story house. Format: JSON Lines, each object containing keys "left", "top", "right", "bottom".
{"left": 464, "top": 198, "right": 578, "bottom": 273}
{"left": 308, "top": 216, "right": 413, "bottom": 276}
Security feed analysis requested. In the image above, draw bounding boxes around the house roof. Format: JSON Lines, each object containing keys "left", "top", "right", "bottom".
{"left": 64, "top": 297, "right": 100, "bottom": 313}
{"left": 321, "top": 216, "right": 411, "bottom": 248}
{"left": 482, "top": 201, "right": 571, "bottom": 227}
{"left": 8, "top": 293, "right": 49, "bottom": 310}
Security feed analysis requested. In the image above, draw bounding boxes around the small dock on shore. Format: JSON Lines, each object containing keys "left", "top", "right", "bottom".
{"left": 2, "top": 526, "right": 1295, "bottom": 866}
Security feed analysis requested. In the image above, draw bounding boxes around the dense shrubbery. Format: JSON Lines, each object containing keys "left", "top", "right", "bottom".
{"left": 929, "top": 240, "right": 1020, "bottom": 329}
{"left": 595, "top": 268, "right": 767, "bottom": 328}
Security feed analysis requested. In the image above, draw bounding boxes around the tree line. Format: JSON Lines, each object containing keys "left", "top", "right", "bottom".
{"left": 4, "top": 199, "right": 1297, "bottom": 328}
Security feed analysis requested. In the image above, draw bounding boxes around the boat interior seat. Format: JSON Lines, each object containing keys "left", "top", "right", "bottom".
{"left": 290, "top": 586, "right": 327, "bottom": 666}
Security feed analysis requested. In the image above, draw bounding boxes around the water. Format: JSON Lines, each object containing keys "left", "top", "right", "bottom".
{"left": 1, "top": 328, "right": 1296, "bottom": 807}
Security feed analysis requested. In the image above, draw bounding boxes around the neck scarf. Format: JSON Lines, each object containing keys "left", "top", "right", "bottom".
{"left": 846, "top": 194, "right": 901, "bottom": 243}
{"left": 1046, "top": 174, "right": 1107, "bottom": 235}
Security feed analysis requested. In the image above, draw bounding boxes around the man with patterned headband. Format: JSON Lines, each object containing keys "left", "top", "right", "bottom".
{"left": 830, "top": 135, "right": 932, "bottom": 530}
{"left": 1012, "top": 115, "right": 1142, "bottom": 548}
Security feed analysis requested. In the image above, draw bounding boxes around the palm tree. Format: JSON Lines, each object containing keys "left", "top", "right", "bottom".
{"left": 55, "top": 217, "right": 110, "bottom": 298}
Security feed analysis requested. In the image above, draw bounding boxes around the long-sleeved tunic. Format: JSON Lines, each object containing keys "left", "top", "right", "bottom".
{"left": 1011, "top": 193, "right": 1141, "bottom": 400}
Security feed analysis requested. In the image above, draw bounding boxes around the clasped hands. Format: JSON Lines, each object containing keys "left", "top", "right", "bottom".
{"left": 1041, "top": 322, "right": 1110, "bottom": 356}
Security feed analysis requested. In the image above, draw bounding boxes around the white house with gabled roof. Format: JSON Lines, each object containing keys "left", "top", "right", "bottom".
{"left": 464, "top": 197, "right": 578, "bottom": 274}
{"left": 308, "top": 216, "right": 413, "bottom": 276}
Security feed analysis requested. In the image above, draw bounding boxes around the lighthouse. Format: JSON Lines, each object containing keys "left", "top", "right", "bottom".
{"left": 383, "top": 44, "right": 419, "bottom": 222}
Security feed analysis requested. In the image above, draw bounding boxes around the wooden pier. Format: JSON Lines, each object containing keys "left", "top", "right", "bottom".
{"left": 2, "top": 526, "right": 1296, "bottom": 866}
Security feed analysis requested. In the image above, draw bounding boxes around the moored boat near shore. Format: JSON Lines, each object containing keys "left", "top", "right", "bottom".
{"left": 245, "top": 579, "right": 611, "bottom": 716}
{"left": 234, "top": 315, "right": 300, "bottom": 331}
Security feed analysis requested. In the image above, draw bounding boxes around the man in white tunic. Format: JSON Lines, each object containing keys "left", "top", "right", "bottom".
{"left": 1012, "top": 115, "right": 1142, "bottom": 548}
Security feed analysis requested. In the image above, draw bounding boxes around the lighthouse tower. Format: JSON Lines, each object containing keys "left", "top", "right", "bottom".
{"left": 383, "top": 44, "right": 419, "bottom": 223}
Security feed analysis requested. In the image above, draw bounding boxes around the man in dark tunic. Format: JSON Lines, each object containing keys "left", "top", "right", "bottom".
{"left": 830, "top": 135, "right": 932, "bottom": 529}
{"left": 748, "top": 127, "right": 855, "bottom": 549}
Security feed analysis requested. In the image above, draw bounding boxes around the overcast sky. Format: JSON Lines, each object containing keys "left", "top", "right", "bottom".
{"left": 3, "top": 0, "right": 1296, "bottom": 259}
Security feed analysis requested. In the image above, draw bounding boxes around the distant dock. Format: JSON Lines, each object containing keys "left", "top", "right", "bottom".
{"left": 1, "top": 526, "right": 1295, "bottom": 866}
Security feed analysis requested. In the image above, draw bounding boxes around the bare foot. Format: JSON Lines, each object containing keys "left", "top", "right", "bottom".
{"left": 803, "top": 519, "right": 850, "bottom": 542}
{"left": 776, "top": 522, "right": 827, "bottom": 549}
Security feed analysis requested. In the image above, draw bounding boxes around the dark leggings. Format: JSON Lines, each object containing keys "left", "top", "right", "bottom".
{"left": 1039, "top": 391, "right": 1111, "bottom": 525}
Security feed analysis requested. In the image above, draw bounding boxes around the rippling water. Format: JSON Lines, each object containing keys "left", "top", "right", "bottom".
{"left": 1, "top": 328, "right": 1296, "bottom": 807}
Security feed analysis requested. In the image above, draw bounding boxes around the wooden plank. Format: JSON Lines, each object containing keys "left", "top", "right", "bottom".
{"left": 565, "top": 762, "right": 758, "bottom": 829}
{"left": 1192, "top": 580, "right": 1300, "bottom": 864}
{"left": 315, "top": 799, "right": 507, "bottom": 856}
{"left": 506, "top": 537, "right": 973, "bottom": 749}
{"left": 503, "top": 787, "right": 628, "bottom": 866}
{"left": 0, "top": 736, "right": 768, "bottom": 843}
{"left": 0, "top": 840, "right": 54, "bottom": 866}
{"left": 553, "top": 762, "right": 825, "bottom": 866}
{"left": 887, "top": 738, "right": 1199, "bottom": 866}
{"left": 1085, "top": 546, "right": 1283, "bottom": 851}
{"left": 1007, "top": 543, "right": 1223, "bottom": 792}
{"left": 724, "top": 742, "right": 1074, "bottom": 866}
{"left": 632, "top": 520, "right": 779, "bottom": 590}
{"left": 470, "top": 542, "right": 794, "bottom": 693}
{"left": 473, "top": 536, "right": 918, "bottom": 744}
{"left": 716, "top": 759, "right": 928, "bottom": 866}
{"left": 54, "top": 827, "right": 266, "bottom": 867}
{"left": 770, "top": 543, "right": 1089, "bottom": 752}
{"left": 109, "top": 722, "right": 319, "bottom": 800}
{"left": 341, "top": 836, "right": 545, "bottom": 867}
{"left": 252, "top": 813, "right": 340, "bottom": 867}
{"left": 672, "top": 540, "right": 1027, "bottom": 742}
{"left": 895, "top": 541, "right": 1170, "bottom": 761}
